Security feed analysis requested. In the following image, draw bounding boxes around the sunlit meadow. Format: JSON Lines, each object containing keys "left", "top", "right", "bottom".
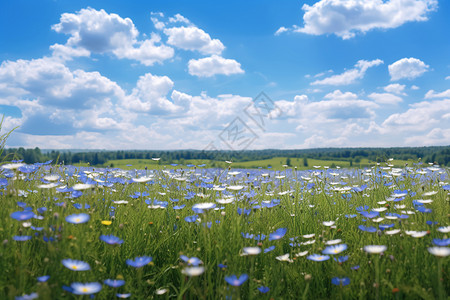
{"left": 1, "top": 159, "right": 449, "bottom": 299}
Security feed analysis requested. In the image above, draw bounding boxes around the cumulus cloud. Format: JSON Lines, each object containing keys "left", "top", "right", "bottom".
{"left": 188, "top": 55, "right": 244, "bottom": 77}
{"left": 311, "top": 59, "right": 383, "bottom": 85}
{"left": 51, "top": 7, "right": 174, "bottom": 65}
{"left": 279, "top": 0, "right": 437, "bottom": 39}
{"left": 163, "top": 26, "right": 225, "bottom": 55}
{"left": 424, "top": 89, "right": 450, "bottom": 99}
{"left": 368, "top": 92, "right": 403, "bottom": 104}
{"left": 388, "top": 57, "right": 429, "bottom": 81}
{"left": 383, "top": 83, "right": 406, "bottom": 95}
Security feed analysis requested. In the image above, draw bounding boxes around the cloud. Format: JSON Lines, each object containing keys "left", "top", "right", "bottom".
{"left": 274, "top": 27, "right": 288, "bottom": 36}
{"left": 282, "top": 0, "right": 437, "bottom": 39}
{"left": 368, "top": 92, "right": 403, "bottom": 104}
{"left": 388, "top": 57, "right": 429, "bottom": 81}
{"left": 188, "top": 55, "right": 244, "bottom": 77}
{"left": 424, "top": 89, "right": 450, "bottom": 99}
{"left": 311, "top": 59, "right": 383, "bottom": 85}
{"left": 383, "top": 83, "right": 406, "bottom": 95}
{"left": 163, "top": 26, "right": 225, "bottom": 55}
{"left": 51, "top": 7, "right": 174, "bottom": 65}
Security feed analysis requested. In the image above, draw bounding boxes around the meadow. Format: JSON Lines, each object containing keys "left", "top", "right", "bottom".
{"left": 1, "top": 160, "right": 449, "bottom": 299}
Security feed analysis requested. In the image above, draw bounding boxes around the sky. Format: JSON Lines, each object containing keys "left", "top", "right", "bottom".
{"left": 0, "top": 0, "right": 449, "bottom": 150}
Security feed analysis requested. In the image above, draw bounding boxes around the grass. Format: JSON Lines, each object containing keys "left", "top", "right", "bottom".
{"left": 0, "top": 160, "right": 448, "bottom": 299}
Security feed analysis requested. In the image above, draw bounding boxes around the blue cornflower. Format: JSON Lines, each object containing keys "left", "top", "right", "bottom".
{"left": 225, "top": 274, "right": 249, "bottom": 286}
{"left": 322, "top": 244, "right": 347, "bottom": 255}
{"left": 13, "top": 235, "right": 32, "bottom": 241}
{"left": 70, "top": 282, "right": 102, "bottom": 295}
{"left": 37, "top": 275, "right": 50, "bottom": 282}
{"left": 65, "top": 213, "right": 90, "bottom": 224}
{"left": 126, "top": 256, "right": 152, "bottom": 268}
{"left": 117, "top": 293, "right": 131, "bottom": 298}
{"left": 62, "top": 259, "right": 90, "bottom": 271}
{"left": 307, "top": 254, "right": 330, "bottom": 262}
{"left": 258, "top": 286, "right": 270, "bottom": 293}
{"left": 99, "top": 234, "right": 123, "bottom": 245}
{"left": 379, "top": 224, "right": 395, "bottom": 231}
{"left": 345, "top": 214, "right": 357, "bottom": 218}
{"left": 264, "top": 246, "right": 276, "bottom": 253}
{"left": 173, "top": 205, "right": 185, "bottom": 210}
{"left": 269, "top": 228, "right": 287, "bottom": 241}
{"left": 218, "top": 263, "right": 227, "bottom": 269}
{"left": 180, "top": 255, "right": 203, "bottom": 266}
{"left": 15, "top": 292, "right": 38, "bottom": 300}
{"left": 184, "top": 215, "right": 198, "bottom": 223}
{"left": 432, "top": 238, "right": 450, "bottom": 246}
{"left": 359, "top": 211, "right": 379, "bottom": 219}
{"left": 331, "top": 277, "right": 350, "bottom": 286}
{"left": 358, "top": 225, "right": 377, "bottom": 232}
{"left": 104, "top": 279, "right": 125, "bottom": 287}
{"left": 10, "top": 211, "right": 35, "bottom": 221}
{"left": 237, "top": 208, "right": 251, "bottom": 216}
{"left": 334, "top": 255, "right": 349, "bottom": 263}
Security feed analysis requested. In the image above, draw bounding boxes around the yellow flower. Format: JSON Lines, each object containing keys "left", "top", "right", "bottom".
{"left": 101, "top": 220, "right": 112, "bottom": 226}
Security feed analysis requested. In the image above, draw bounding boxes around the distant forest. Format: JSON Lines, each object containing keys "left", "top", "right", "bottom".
{"left": 2, "top": 146, "right": 449, "bottom": 167}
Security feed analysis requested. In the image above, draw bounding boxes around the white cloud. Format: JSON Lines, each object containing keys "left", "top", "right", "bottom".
{"left": 446, "top": 76, "right": 450, "bottom": 80}
{"left": 388, "top": 57, "right": 429, "bottom": 81}
{"left": 163, "top": 26, "right": 225, "bottom": 55}
{"left": 188, "top": 55, "right": 244, "bottom": 77}
{"left": 285, "top": 0, "right": 437, "bottom": 39}
{"left": 51, "top": 7, "right": 174, "bottom": 65}
{"left": 383, "top": 83, "right": 406, "bottom": 95}
{"left": 405, "top": 128, "right": 450, "bottom": 146}
{"left": 311, "top": 59, "right": 383, "bottom": 85}
{"left": 424, "top": 89, "right": 450, "bottom": 99}
{"left": 368, "top": 92, "right": 403, "bottom": 104}
{"left": 275, "top": 27, "right": 288, "bottom": 36}
{"left": 411, "top": 85, "right": 420, "bottom": 90}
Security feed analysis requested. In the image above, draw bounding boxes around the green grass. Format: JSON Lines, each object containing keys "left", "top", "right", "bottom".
{"left": 0, "top": 161, "right": 448, "bottom": 299}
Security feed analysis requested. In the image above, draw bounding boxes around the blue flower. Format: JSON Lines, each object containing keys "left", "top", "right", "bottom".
{"left": 432, "top": 238, "right": 450, "bottom": 246}
{"left": 333, "top": 255, "right": 349, "bottom": 263}
{"left": 307, "top": 254, "right": 330, "bottom": 262}
{"left": 65, "top": 213, "right": 90, "bottom": 224}
{"left": 10, "top": 211, "right": 35, "bottom": 221}
{"left": 117, "top": 293, "right": 131, "bottom": 298}
{"left": 264, "top": 245, "right": 276, "bottom": 253}
{"left": 70, "top": 282, "right": 102, "bottom": 295}
{"left": 173, "top": 204, "right": 185, "bottom": 210}
{"left": 331, "top": 277, "right": 350, "bottom": 286}
{"left": 15, "top": 292, "right": 38, "bottom": 300}
{"left": 358, "top": 225, "right": 377, "bottom": 233}
{"left": 258, "top": 286, "right": 270, "bottom": 293}
{"left": 218, "top": 263, "right": 227, "bottom": 269}
{"left": 126, "top": 256, "right": 152, "bottom": 268}
{"left": 37, "top": 275, "right": 50, "bottom": 282}
{"left": 322, "top": 244, "right": 347, "bottom": 255}
{"left": 269, "top": 228, "right": 287, "bottom": 241}
{"left": 359, "top": 211, "right": 379, "bottom": 219}
{"left": 13, "top": 235, "right": 32, "bottom": 241}
{"left": 225, "top": 274, "right": 249, "bottom": 286}
{"left": 104, "top": 279, "right": 125, "bottom": 287}
{"left": 61, "top": 259, "right": 90, "bottom": 271}
{"left": 184, "top": 215, "right": 198, "bottom": 223}
{"left": 180, "top": 255, "right": 202, "bottom": 266}
{"left": 99, "top": 234, "right": 124, "bottom": 245}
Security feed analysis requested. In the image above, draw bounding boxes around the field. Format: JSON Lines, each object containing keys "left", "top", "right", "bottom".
{"left": 1, "top": 160, "right": 449, "bottom": 299}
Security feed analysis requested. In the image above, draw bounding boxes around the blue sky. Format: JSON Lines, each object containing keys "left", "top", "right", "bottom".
{"left": 1, "top": 0, "right": 449, "bottom": 150}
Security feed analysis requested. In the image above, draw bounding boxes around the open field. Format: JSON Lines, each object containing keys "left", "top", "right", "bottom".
{"left": 1, "top": 161, "right": 449, "bottom": 299}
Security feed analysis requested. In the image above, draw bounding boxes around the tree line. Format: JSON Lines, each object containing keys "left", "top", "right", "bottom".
{"left": 1, "top": 146, "right": 449, "bottom": 167}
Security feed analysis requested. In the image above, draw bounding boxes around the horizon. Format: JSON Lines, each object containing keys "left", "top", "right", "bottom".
{"left": 1, "top": 0, "right": 449, "bottom": 150}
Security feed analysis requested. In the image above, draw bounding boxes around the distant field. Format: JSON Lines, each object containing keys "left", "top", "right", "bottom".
{"left": 94, "top": 157, "right": 417, "bottom": 170}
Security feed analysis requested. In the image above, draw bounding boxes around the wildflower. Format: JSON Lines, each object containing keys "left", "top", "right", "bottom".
{"left": 13, "top": 235, "right": 32, "bottom": 241}
{"left": 72, "top": 183, "right": 95, "bottom": 190}
{"left": 307, "top": 254, "right": 330, "bottom": 261}
{"left": 322, "top": 244, "right": 347, "bottom": 255}
{"left": 104, "top": 279, "right": 125, "bottom": 287}
{"left": 65, "top": 213, "right": 90, "bottom": 224}
{"left": 37, "top": 275, "right": 50, "bottom": 282}
{"left": 437, "top": 226, "right": 450, "bottom": 233}
{"left": 363, "top": 245, "right": 387, "bottom": 254}
{"left": 156, "top": 288, "right": 167, "bottom": 295}
{"left": 15, "top": 292, "right": 38, "bottom": 300}
{"left": 242, "top": 247, "right": 261, "bottom": 256}
{"left": 276, "top": 253, "right": 293, "bottom": 262}
{"left": 432, "top": 239, "right": 450, "bottom": 247}
{"left": 184, "top": 215, "right": 199, "bottom": 223}
{"left": 126, "top": 256, "right": 152, "bottom": 268}
{"left": 70, "top": 282, "right": 102, "bottom": 295}
{"left": 269, "top": 228, "right": 287, "bottom": 241}
{"left": 325, "top": 239, "right": 342, "bottom": 245}
{"left": 264, "top": 246, "right": 275, "bottom": 253}
{"left": 295, "top": 251, "right": 308, "bottom": 257}
{"left": 61, "top": 259, "right": 91, "bottom": 271}
{"left": 10, "top": 211, "right": 35, "bottom": 221}
{"left": 192, "top": 202, "right": 216, "bottom": 212}
{"left": 427, "top": 247, "right": 450, "bottom": 257}
{"left": 225, "top": 274, "right": 249, "bottom": 286}
{"left": 99, "top": 234, "right": 124, "bottom": 245}
{"left": 323, "top": 221, "right": 335, "bottom": 226}
{"left": 180, "top": 255, "right": 203, "bottom": 266}
{"left": 116, "top": 293, "right": 131, "bottom": 298}
{"left": 258, "top": 286, "right": 270, "bottom": 293}
{"left": 182, "top": 266, "right": 205, "bottom": 277}
{"left": 331, "top": 277, "right": 350, "bottom": 286}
